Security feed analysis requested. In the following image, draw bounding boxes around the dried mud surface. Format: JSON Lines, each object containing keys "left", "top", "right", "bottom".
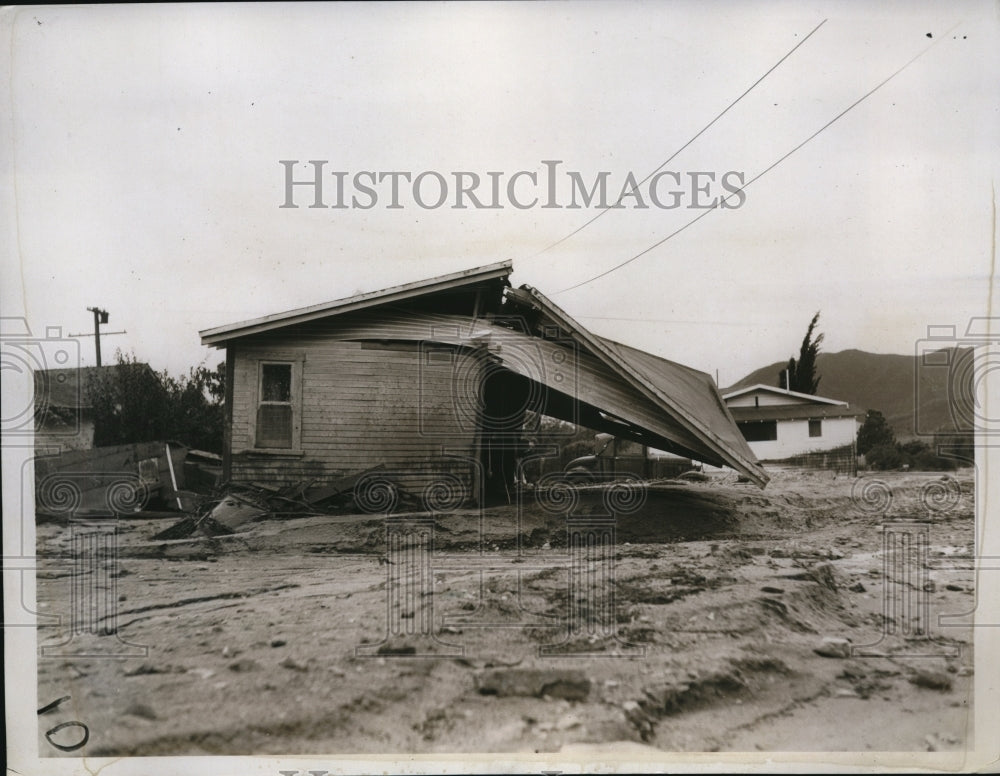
{"left": 35, "top": 469, "right": 976, "bottom": 756}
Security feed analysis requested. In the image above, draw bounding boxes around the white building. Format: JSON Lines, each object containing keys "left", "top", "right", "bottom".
{"left": 722, "top": 384, "right": 863, "bottom": 461}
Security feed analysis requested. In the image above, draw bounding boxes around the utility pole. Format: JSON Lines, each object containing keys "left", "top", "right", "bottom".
{"left": 86, "top": 307, "right": 109, "bottom": 366}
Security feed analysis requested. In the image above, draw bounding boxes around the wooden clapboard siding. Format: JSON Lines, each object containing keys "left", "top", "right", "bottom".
{"left": 296, "top": 309, "right": 710, "bottom": 459}
{"left": 228, "top": 306, "right": 712, "bottom": 470}
{"left": 228, "top": 320, "right": 483, "bottom": 490}
{"left": 225, "top": 308, "right": 489, "bottom": 347}
{"left": 200, "top": 261, "right": 512, "bottom": 346}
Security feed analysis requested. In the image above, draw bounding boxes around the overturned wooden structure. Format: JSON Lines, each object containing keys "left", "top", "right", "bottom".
{"left": 201, "top": 261, "right": 767, "bottom": 502}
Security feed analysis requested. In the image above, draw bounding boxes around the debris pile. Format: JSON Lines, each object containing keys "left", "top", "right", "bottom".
{"left": 150, "top": 464, "right": 413, "bottom": 541}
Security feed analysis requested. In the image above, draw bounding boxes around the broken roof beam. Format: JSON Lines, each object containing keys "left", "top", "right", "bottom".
{"left": 502, "top": 286, "right": 768, "bottom": 486}
{"left": 530, "top": 384, "right": 709, "bottom": 463}
{"left": 488, "top": 328, "right": 736, "bottom": 466}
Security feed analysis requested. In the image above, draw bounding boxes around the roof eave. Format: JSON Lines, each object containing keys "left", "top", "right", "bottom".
{"left": 200, "top": 260, "right": 512, "bottom": 347}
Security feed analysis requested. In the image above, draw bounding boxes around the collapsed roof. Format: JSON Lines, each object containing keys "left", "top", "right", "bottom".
{"left": 201, "top": 260, "right": 768, "bottom": 487}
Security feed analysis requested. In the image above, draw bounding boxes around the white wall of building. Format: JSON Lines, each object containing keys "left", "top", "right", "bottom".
{"left": 744, "top": 415, "right": 858, "bottom": 460}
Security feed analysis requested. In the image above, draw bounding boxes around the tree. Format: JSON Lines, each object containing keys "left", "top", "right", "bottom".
{"left": 87, "top": 351, "right": 226, "bottom": 453}
{"left": 160, "top": 362, "right": 227, "bottom": 453}
{"left": 778, "top": 311, "right": 824, "bottom": 394}
{"left": 857, "top": 409, "right": 895, "bottom": 455}
{"left": 87, "top": 352, "right": 170, "bottom": 447}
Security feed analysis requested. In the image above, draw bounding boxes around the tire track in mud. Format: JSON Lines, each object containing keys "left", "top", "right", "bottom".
{"left": 86, "top": 664, "right": 440, "bottom": 756}
{"left": 80, "top": 583, "right": 304, "bottom": 633}
{"left": 621, "top": 655, "right": 802, "bottom": 742}
{"left": 38, "top": 470, "right": 976, "bottom": 755}
{"left": 113, "top": 583, "right": 302, "bottom": 618}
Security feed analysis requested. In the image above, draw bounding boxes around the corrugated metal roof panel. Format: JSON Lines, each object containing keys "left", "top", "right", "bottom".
{"left": 505, "top": 286, "right": 769, "bottom": 486}
{"left": 598, "top": 338, "right": 761, "bottom": 465}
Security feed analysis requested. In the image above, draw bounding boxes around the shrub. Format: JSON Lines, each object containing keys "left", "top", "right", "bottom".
{"left": 866, "top": 443, "right": 902, "bottom": 470}
{"left": 87, "top": 351, "right": 225, "bottom": 453}
{"left": 857, "top": 409, "right": 895, "bottom": 455}
{"left": 865, "top": 440, "right": 956, "bottom": 471}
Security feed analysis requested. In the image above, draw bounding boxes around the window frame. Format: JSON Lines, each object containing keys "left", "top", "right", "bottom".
{"left": 246, "top": 352, "right": 304, "bottom": 454}
{"left": 737, "top": 420, "right": 778, "bottom": 442}
{"left": 808, "top": 418, "right": 823, "bottom": 438}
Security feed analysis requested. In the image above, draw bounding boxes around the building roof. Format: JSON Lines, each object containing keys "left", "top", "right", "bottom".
{"left": 200, "top": 260, "right": 513, "bottom": 346}
{"left": 34, "top": 364, "right": 152, "bottom": 410}
{"left": 729, "top": 404, "right": 866, "bottom": 423}
{"left": 200, "top": 262, "right": 769, "bottom": 487}
{"left": 722, "top": 383, "right": 848, "bottom": 406}
{"left": 506, "top": 286, "right": 766, "bottom": 485}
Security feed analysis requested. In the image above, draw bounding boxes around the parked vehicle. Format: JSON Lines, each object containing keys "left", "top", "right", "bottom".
{"left": 564, "top": 433, "right": 696, "bottom": 482}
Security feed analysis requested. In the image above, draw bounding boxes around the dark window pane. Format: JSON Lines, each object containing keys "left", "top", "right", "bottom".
{"left": 615, "top": 439, "right": 644, "bottom": 456}
{"left": 809, "top": 419, "right": 822, "bottom": 437}
{"left": 261, "top": 364, "right": 291, "bottom": 402}
{"left": 256, "top": 405, "right": 292, "bottom": 448}
{"left": 738, "top": 421, "right": 777, "bottom": 442}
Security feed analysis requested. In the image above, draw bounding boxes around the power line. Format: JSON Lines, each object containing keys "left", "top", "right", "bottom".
{"left": 526, "top": 19, "right": 827, "bottom": 260}
{"left": 576, "top": 316, "right": 749, "bottom": 326}
{"left": 556, "top": 24, "right": 960, "bottom": 296}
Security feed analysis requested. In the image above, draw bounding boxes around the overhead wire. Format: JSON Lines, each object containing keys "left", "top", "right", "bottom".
{"left": 555, "top": 24, "right": 961, "bottom": 295}
{"left": 525, "top": 19, "right": 828, "bottom": 260}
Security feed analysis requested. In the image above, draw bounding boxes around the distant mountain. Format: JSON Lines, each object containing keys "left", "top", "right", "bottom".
{"left": 725, "top": 348, "right": 975, "bottom": 439}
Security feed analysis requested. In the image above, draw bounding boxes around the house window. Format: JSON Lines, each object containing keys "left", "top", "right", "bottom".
{"left": 738, "top": 421, "right": 777, "bottom": 442}
{"left": 256, "top": 362, "right": 294, "bottom": 449}
{"left": 808, "top": 419, "right": 822, "bottom": 438}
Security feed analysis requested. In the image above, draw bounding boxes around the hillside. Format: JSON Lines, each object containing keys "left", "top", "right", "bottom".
{"left": 726, "top": 348, "right": 975, "bottom": 439}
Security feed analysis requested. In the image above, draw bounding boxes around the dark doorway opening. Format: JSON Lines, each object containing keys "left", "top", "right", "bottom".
{"left": 479, "top": 364, "right": 535, "bottom": 504}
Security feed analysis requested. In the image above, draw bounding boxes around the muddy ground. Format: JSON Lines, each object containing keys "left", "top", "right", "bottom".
{"left": 35, "top": 469, "right": 976, "bottom": 756}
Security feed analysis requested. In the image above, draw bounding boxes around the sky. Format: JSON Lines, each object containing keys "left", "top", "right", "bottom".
{"left": 2, "top": 1, "right": 997, "bottom": 389}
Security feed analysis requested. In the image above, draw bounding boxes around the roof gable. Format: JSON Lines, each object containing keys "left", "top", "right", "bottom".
{"left": 722, "top": 383, "right": 847, "bottom": 407}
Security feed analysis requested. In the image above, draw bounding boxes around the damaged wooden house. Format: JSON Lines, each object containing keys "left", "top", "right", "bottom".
{"left": 200, "top": 261, "right": 767, "bottom": 504}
